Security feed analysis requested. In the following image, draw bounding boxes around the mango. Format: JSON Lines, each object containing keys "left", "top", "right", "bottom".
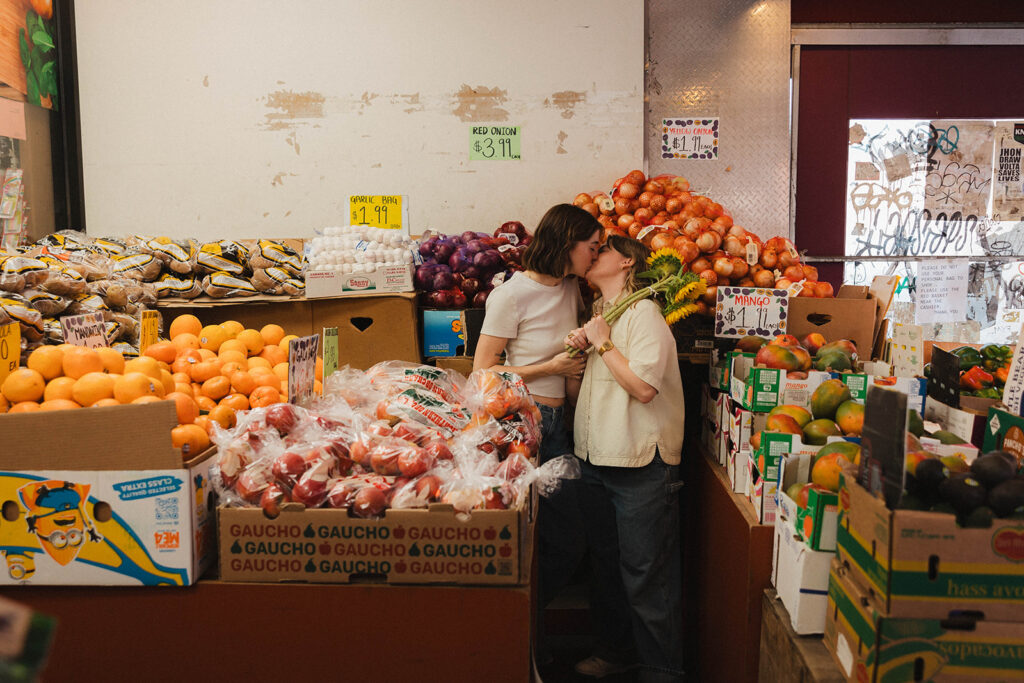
{"left": 809, "top": 379, "right": 853, "bottom": 420}
{"left": 818, "top": 339, "right": 857, "bottom": 359}
{"left": 803, "top": 418, "right": 842, "bottom": 445}
{"left": 769, "top": 334, "right": 800, "bottom": 348}
{"left": 736, "top": 335, "right": 769, "bottom": 353}
{"left": 755, "top": 344, "right": 801, "bottom": 372}
{"left": 815, "top": 440, "right": 861, "bottom": 466}
{"left": 765, "top": 413, "right": 803, "bottom": 435}
{"left": 768, "top": 404, "right": 812, "bottom": 428}
{"left": 800, "top": 333, "right": 826, "bottom": 355}
{"left": 835, "top": 400, "right": 864, "bottom": 436}
{"left": 813, "top": 351, "right": 852, "bottom": 372}
{"left": 811, "top": 452, "right": 846, "bottom": 492}
{"left": 790, "top": 346, "right": 812, "bottom": 372}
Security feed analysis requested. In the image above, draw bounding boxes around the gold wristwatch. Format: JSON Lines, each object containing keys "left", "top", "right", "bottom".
{"left": 597, "top": 340, "right": 615, "bottom": 356}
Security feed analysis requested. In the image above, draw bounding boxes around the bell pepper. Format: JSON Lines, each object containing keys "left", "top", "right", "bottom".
{"left": 960, "top": 365, "right": 994, "bottom": 391}
{"left": 974, "top": 387, "right": 1002, "bottom": 400}
{"left": 951, "top": 346, "right": 984, "bottom": 371}
{"left": 994, "top": 364, "right": 1010, "bottom": 386}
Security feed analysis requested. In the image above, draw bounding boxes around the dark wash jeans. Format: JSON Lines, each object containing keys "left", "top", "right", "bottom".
{"left": 579, "top": 452, "right": 685, "bottom": 682}
{"left": 536, "top": 403, "right": 586, "bottom": 610}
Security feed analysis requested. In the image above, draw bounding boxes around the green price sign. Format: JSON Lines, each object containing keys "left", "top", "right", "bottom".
{"left": 470, "top": 126, "right": 521, "bottom": 160}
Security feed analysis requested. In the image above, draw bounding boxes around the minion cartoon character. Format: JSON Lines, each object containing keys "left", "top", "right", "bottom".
{"left": 18, "top": 481, "right": 100, "bottom": 567}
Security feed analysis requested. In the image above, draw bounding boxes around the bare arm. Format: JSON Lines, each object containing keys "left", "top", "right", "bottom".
{"left": 582, "top": 316, "right": 657, "bottom": 404}
{"left": 473, "top": 334, "right": 586, "bottom": 383}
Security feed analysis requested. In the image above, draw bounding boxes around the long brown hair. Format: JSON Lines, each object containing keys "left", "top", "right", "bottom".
{"left": 521, "top": 204, "right": 601, "bottom": 277}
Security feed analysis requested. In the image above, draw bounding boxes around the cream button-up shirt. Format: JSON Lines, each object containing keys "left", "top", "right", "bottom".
{"left": 574, "top": 298, "right": 685, "bottom": 467}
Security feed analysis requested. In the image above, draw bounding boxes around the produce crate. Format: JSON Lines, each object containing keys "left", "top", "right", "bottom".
{"left": 836, "top": 469, "right": 1024, "bottom": 622}
{"left": 305, "top": 264, "right": 414, "bottom": 298}
{"left": 777, "top": 451, "right": 840, "bottom": 552}
{"left": 421, "top": 308, "right": 465, "bottom": 358}
{"left": 788, "top": 286, "right": 879, "bottom": 361}
{"left": 825, "top": 560, "right": 1024, "bottom": 683}
{"left": 0, "top": 402, "right": 216, "bottom": 586}
{"left": 838, "top": 374, "right": 927, "bottom": 414}
{"left": 982, "top": 406, "right": 1024, "bottom": 470}
{"left": 729, "top": 353, "right": 830, "bottom": 412}
{"left": 219, "top": 492, "right": 535, "bottom": 586}
{"left": 747, "top": 433, "right": 820, "bottom": 525}
{"left": 772, "top": 511, "right": 833, "bottom": 634}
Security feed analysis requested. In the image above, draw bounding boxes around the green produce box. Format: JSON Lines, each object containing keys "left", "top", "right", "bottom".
{"left": 981, "top": 406, "right": 1024, "bottom": 471}
{"left": 709, "top": 349, "right": 747, "bottom": 392}
{"left": 836, "top": 470, "right": 1024, "bottom": 622}
{"left": 747, "top": 433, "right": 820, "bottom": 525}
{"left": 729, "top": 353, "right": 831, "bottom": 412}
{"left": 839, "top": 374, "right": 927, "bottom": 415}
{"left": 777, "top": 451, "right": 840, "bottom": 552}
{"left": 825, "top": 560, "right": 1024, "bottom": 683}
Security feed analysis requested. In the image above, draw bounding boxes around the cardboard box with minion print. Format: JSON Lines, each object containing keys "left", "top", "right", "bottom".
{"left": 0, "top": 402, "right": 216, "bottom": 586}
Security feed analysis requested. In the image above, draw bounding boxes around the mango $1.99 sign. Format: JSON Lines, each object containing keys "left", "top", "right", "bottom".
{"left": 288, "top": 334, "right": 320, "bottom": 405}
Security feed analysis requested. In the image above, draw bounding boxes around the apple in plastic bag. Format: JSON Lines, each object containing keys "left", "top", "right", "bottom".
{"left": 272, "top": 451, "right": 308, "bottom": 486}
{"left": 397, "top": 446, "right": 433, "bottom": 478}
{"left": 259, "top": 483, "right": 291, "bottom": 518}
{"left": 265, "top": 404, "right": 300, "bottom": 436}
{"left": 352, "top": 486, "right": 387, "bottom": 518}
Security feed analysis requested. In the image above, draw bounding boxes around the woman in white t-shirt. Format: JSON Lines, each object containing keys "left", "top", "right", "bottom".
{"left": 567, "top": 235, "right": 685, "bottom": 682}
{"left": 473, "top": 203, "right": 601, "bottom": 658}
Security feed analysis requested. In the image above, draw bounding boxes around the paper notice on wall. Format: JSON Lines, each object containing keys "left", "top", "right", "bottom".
{"left": 991, "top": 121, "right": 1024, "bottom": 221}
{"left": 923, "top": 120, "right": 993, "bottom": 218}
{"left": 915, "top": 259, "right": 969, "bottom": 325}
{"left": 890, "top": 323, "right": 924, "bottom": 377}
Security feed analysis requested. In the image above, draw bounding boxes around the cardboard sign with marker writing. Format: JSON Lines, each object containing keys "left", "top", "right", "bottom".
{"left": 288, "top": 334, "right": 320, "bottom": 405}
{"left": 0, "top": 322, "right": 19, "bottom": 387}
{"left": 857, "top": 387, "right": 908, "bottom": 510}
{"left": 139, "top": 310, "right": 159, "bottom": 352}
{"left": 322, "top": 327, "right": 339, "bottom": 387}
{"left": 60, "top": 312, "right": 106, "bottom": 348}
{"left": 1002, "top": 323, "right": 1024, "bottom": 416}
{"left": 714, "top": 287, "right": 789, "bottom": 339}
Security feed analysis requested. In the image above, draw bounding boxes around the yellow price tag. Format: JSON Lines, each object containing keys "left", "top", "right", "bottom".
{"left": 0, "top": 322, "right": 20, "bottom": 388}
{"left": 139, "top": 310, "right": 159, "bottom": 352}
{"left": 349, "top": 195, "right": 403, "bottom": 230}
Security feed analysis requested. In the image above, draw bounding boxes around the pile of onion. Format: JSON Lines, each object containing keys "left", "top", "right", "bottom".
{"left": 572, "top": 170, "right": 834, "bottom": 315}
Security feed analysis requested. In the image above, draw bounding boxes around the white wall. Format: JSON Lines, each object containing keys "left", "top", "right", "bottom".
{"left": 74, "top": 1, "right": 643, "bottom": 239}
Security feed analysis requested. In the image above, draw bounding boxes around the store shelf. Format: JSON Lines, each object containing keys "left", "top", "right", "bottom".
{"left": 690, "top": 448, "right": 774, "bottom": 683}
{"left": 759, "top": 588, "right": 844, "bottom": 683}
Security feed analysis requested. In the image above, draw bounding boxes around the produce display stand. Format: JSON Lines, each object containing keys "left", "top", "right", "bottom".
{"left": 0, "top": 579, "right": 532, "bottom": 682}
{"left": 690, "top": 447, "right": 773, "bottom": 683}
{"left": 158, "top": 292, "right": 420, "bottom": 368}
{"left": 758, "top": 588, "right": 844, "bottom": 683}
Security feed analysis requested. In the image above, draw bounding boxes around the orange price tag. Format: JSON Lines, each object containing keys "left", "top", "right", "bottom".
{"left": 0, "top": 322, "right": 20, "bottom": 388}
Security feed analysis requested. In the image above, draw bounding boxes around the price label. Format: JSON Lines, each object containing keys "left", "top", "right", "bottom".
{"left": 0, "top": 322, "right": 19, "bottom": 387}
{"left": 288, "top": 334, "right": 320, "bottom": 406}
{"left": 60, "top": 312, "right": 107, "bottom": 348}
{"left": 1002, "top": 323, "right": 1024, "bottom": 416}
{"left": 469, "top": 125, "right": 521, "bottom": 161}
{"left": 349, "top": 195, "right": 404, "bottom": 230}
{"left": 661, "top": 118, "right": 719, "bottom": 160}
{"left": 745, "top": 241, "right": 759, "bottom": 266}
{"left": 139, "top": 310, "right": 159, "bottom": 352}
{"left": 714, "top": 286, "right": 790, "bottom": 339}
{"left": 322, "top": 327, "right": 339, "bottom": 388}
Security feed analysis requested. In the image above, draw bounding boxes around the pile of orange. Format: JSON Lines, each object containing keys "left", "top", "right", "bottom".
{"left": 0, "top": 314, "right": 322, "bottom": 460}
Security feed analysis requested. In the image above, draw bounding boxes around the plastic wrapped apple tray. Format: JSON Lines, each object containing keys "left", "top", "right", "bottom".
{"left": 0, "top": 401, "right": 216, "bottom": 586}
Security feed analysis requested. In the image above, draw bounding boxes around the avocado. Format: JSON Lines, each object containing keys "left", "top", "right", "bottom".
{"left": 897, "top": 493, "right": 929, "bottom": 511}
{"left": 987, "top": 478, "right": 1024, "bottom": 518}
{"left": 908, "top": 409, "right": 924, "bottom": 438}
{"left": 931, "top": 430, "right": 967, "bottom": 445}
{"left": 917, "top": 458, "right": 946, "bottom": 497}
{"left": 987, "top": 450, "right": 1020, "bottom": 470}
{"left": 959, "top": 505, "right": 995, "bottom": 529}
{"left": 970, "top": 453, "right": 1016, "bottom": 490}
{"left": 929, "top": 502, "right": 956, "bottom": 516}
{"left": 938, "top": 474, "right": 988, "bottom": 516}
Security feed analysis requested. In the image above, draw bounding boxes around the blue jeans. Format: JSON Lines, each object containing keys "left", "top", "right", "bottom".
{"left": 579, "top": 454, "right": 685, "bottom": 682}
{"left": 536, "top": 403, "right": 586, "bottom": 609}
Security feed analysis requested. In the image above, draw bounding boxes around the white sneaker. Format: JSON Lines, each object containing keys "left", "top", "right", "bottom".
{"left": 574, "top": 656, "right": 632, "bottom": 678}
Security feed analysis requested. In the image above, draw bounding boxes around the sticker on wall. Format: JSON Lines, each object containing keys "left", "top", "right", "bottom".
{"left": 661, "top": 118, "right": 718, "bottom": 159}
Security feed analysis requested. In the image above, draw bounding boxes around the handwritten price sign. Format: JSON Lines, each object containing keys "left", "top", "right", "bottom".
{"left": 470, "top": 125, "right": 521, "bottom": 161}
{"left": 0, "top": 322, "right": 19, "bottom": 387}
{"left": 662, "top": 118, "right": 719, "bottom": 160}
{"left": 139, "top": 310, "right": 159, "bottom": 352}
{"left": 714, "top": 287, "right": 790, "bottom": 339}
{"left": 288, "top": 334, "right": 320, "bottom": 406}
{"left": 322, "top": 327, "right": 339, "bottom": 385}
{"left": 349, "top": 195, "right": 403, "bottom": 230}
{"left": 60, "top": 312, "right": 107, "bottom": 348}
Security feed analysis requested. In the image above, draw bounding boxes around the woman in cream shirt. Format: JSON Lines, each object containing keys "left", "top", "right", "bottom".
{"left": 568, "top": 234, "right": 685, "bottom": 682}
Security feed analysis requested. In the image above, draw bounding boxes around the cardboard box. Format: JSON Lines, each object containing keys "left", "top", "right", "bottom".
{"left": 716, "top": 392, "right": 731, "bottom": 467}
{"left": 729, "top": 449, "right": 749, "bottom": 495}
{"left": 311, "top": 293, "right": 419, "bottom": 369}
{"left": 924, "top": 396, "right": 987, "bottom": 447}
{"left": 0, "top": 402, "right": 215, "bottom": 586}
{"left": 982, "top": 406, "right": 1024, "bottom": 471}
{"left": 840, "top": 374, "right": 927, "bottom": 414}
{"left": 836, "top": 470, "right": 1024, "bottom": 621}
{"left": 825, "top": 561, "right": 1024, "bottom": 683}
{"left": 777, "top": 452, "right": 840, "bottom": 551}
{"left": 788, "top": 285, "right": 878, "bottom": 360}
{"left": 748, "top": 433, "right": 821, "bottom": 525}
{"left": 708, "top": 348, "right": 733, "bottom": 392}
{"left": 305, "top": 265, "right": 414, "bottom": 298}
{"left": 460, "top": 307, "right": 486, "bottom": 357}
{"left": 434, "top": 356, "right": 475, "bottom": 378}
{"left": 729, "top": 403, "right": 766, "bottom": 458}
{"left": 219, "top": 497, "right": 533, "bottom": 585}
{"left": 421, "top": 309, "right": 465, "bottom": 358}
{"left": 729, "top": 354, "right": 830, "bottom": 412}
{"left": 772, "top": 512, "right": 834, "bottom": 634}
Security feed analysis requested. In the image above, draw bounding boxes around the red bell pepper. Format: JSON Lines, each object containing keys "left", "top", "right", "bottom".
{"left": 960, "top": 365, "right": 994, "bottom": 391}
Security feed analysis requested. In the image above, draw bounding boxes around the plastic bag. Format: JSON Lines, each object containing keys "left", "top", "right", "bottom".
{"left": 110, "top": 251, "right": 162, "bottom": 282}
{"left": 20, "top": 288, "right": 70, "bottom": 316}
{"left": 195, "top": 240, "right": 249, "bottom": 276}
{"left": 0, "top": 295, "right": 44, "bottom": 340}
{"left": 250, "top": 267, "right": 304, "bottom": 296}
{"left": 37, "top": 264, "right": 87, "bottom": 297}
{"left": 155, "top": 273, "right": 202, "bottom": 299}
{"left": 248, "top": 239, "right": 304, "bottom": 276}
{"left": 1, "top": 256, "right": 49, "bottom": 288}
{"left": 147, "top": 237, "right": 198, "bottom": 275}
{"left": 202, "top": 271, "right": 258, "bottom": 298}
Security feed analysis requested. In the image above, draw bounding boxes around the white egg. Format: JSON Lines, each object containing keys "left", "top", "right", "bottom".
{"left": 403, "top": 252, "right": 413, "bottom": 264}
{"left": 340, "top": 263, "right": 351, "bottom": 274}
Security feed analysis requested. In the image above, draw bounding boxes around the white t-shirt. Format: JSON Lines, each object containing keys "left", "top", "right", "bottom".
{"left": 574, "top": 298, "right": 685, "bottom": 467}
{"left": 480, "top": 271, "right": 582, "bottom": 399}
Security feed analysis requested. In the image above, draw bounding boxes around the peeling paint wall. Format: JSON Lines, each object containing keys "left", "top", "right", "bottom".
{"left": 74, "top": 1, "right": 643, "bottom": 238}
